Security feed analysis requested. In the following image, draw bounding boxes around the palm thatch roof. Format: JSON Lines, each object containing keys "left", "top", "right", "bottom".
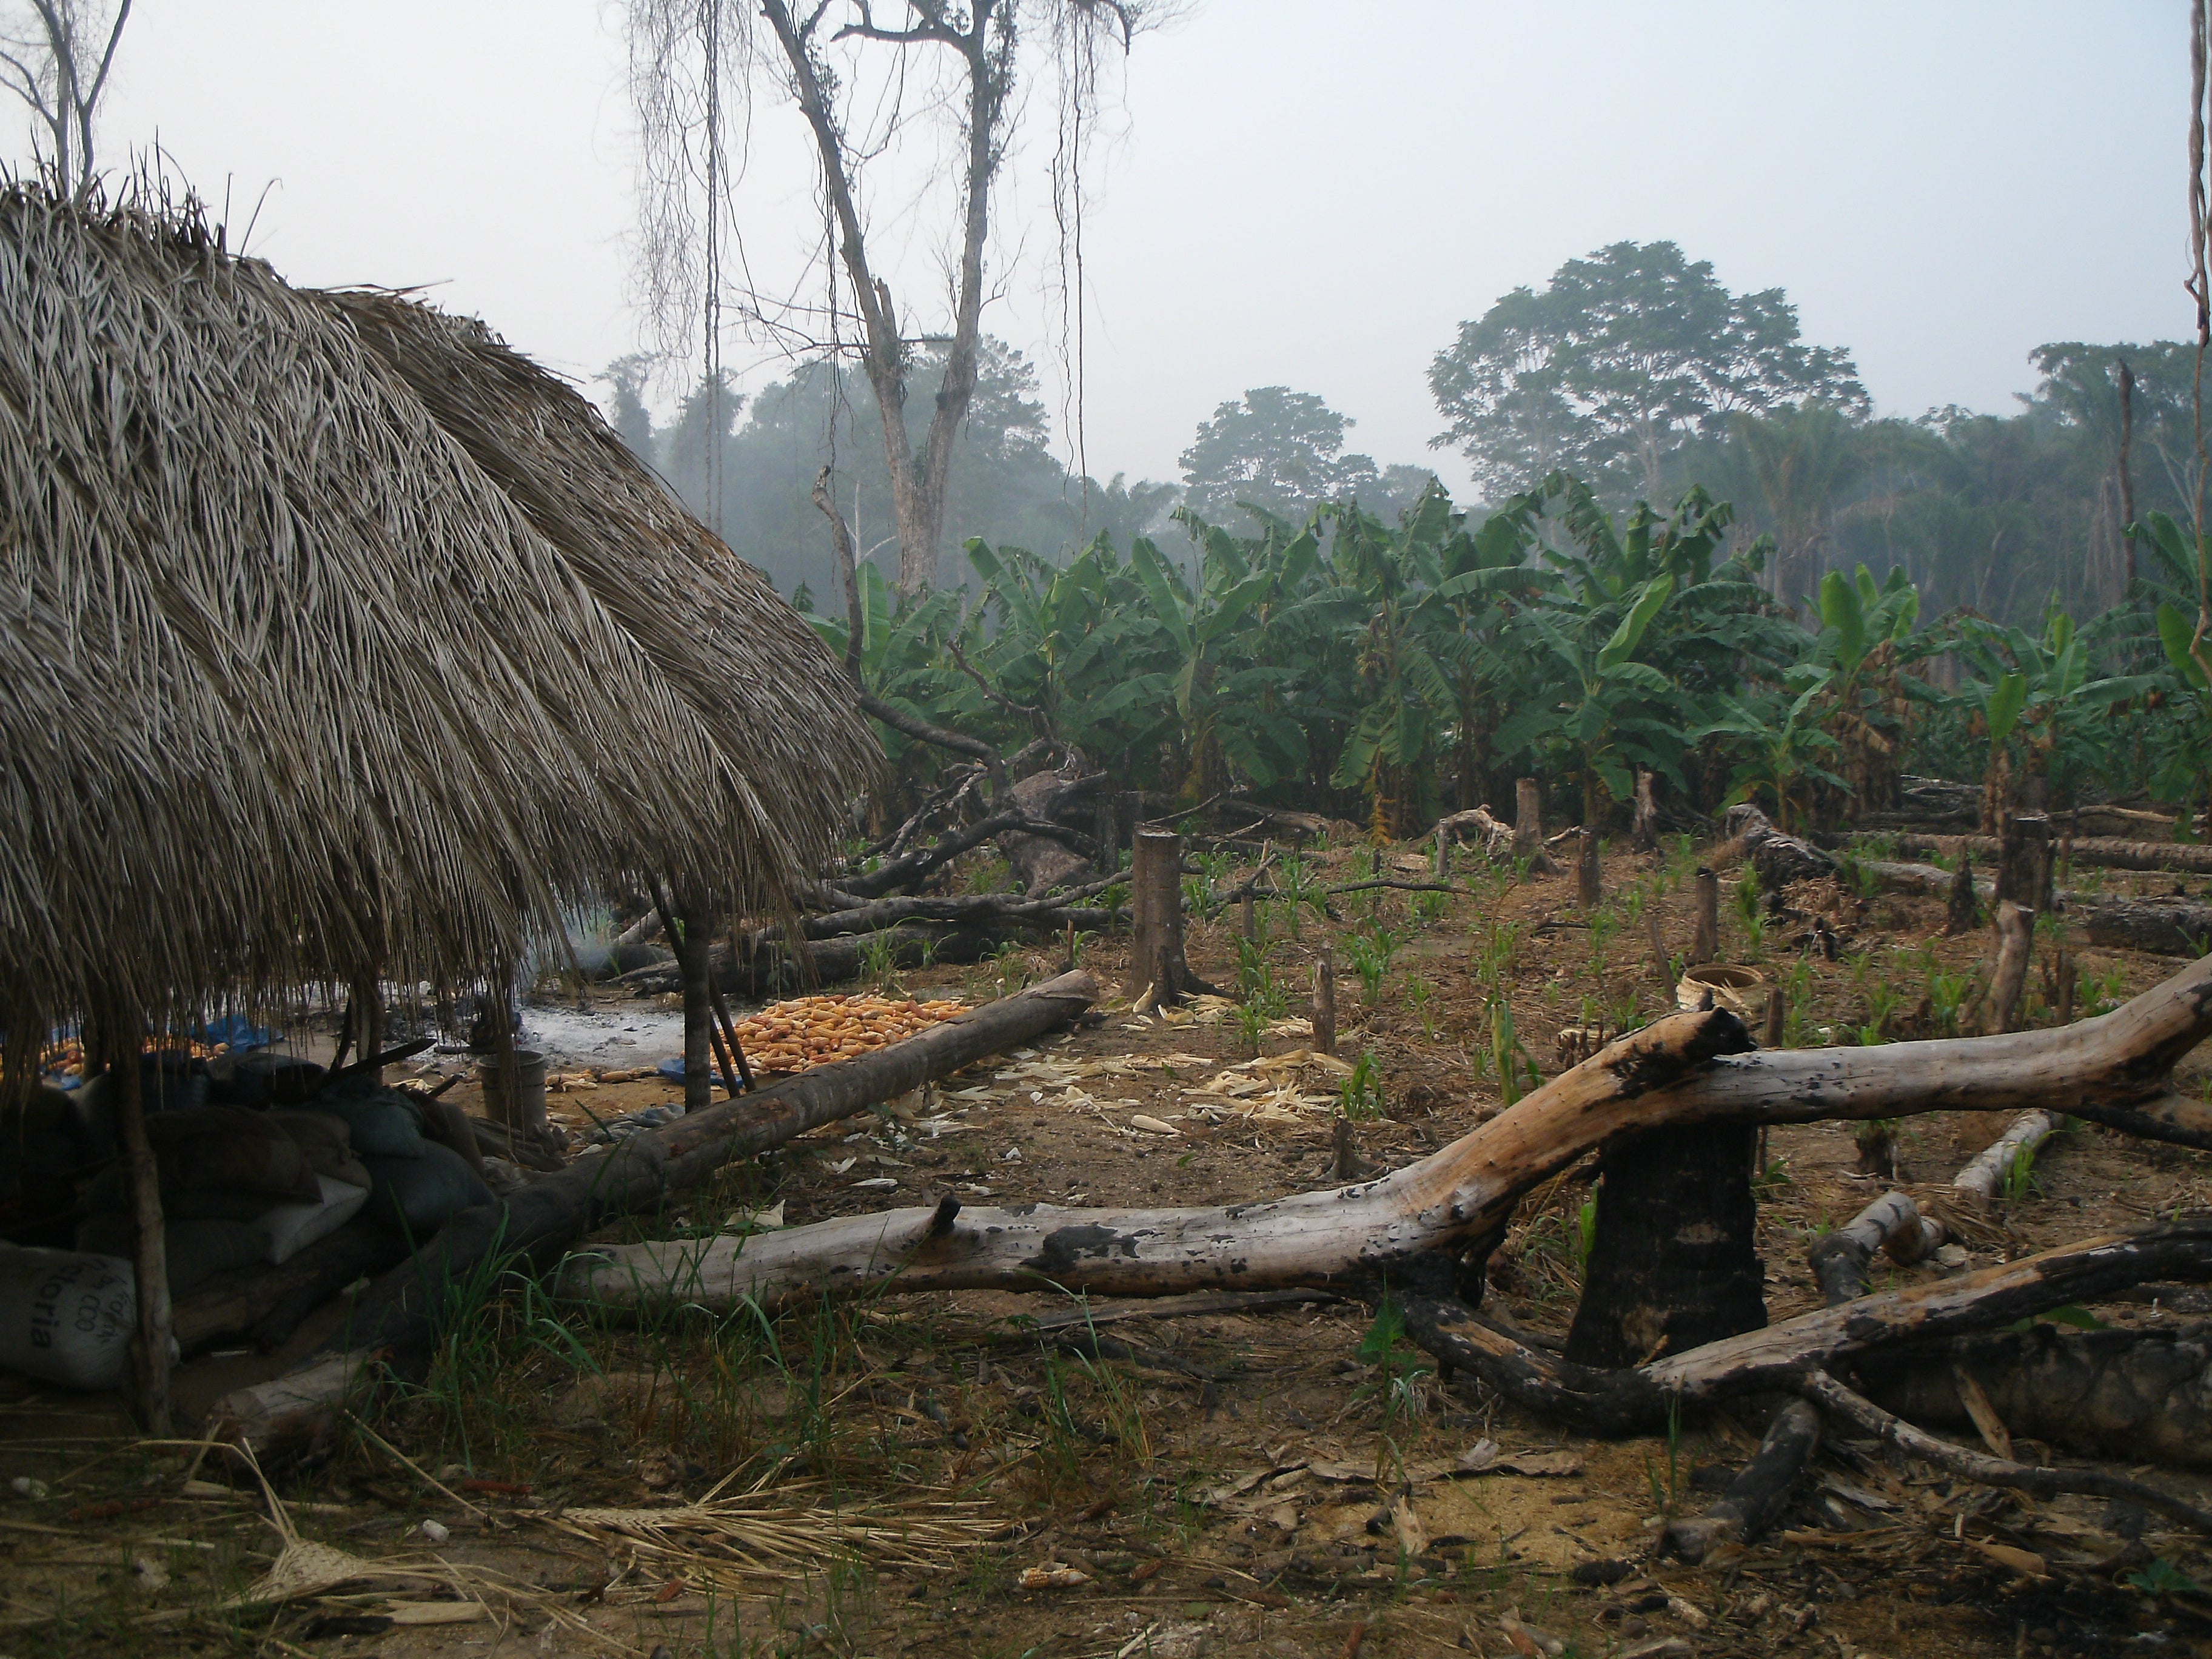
{"left": 0, "top": 181, "right": 874, "bottom": 1064}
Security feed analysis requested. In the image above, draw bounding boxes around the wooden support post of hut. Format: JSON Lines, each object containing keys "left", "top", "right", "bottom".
{"left": 110, "top": 1014, "right": 172, "bottom": 1434}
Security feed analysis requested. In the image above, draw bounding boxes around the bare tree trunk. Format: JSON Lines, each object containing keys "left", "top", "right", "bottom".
{"left": 1575, "top": 826, "right": 1601, "bottom": 907}
{"left": 759, "top": 1, "right": 1008, "bottom": 594}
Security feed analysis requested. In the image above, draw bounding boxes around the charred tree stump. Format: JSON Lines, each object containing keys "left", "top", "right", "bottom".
{"left": 1130, "top": 829, "right": 1191, "bottom": 1005}
{"left": 1575, "top": 827, "right": 1601, "bottom": 907}
{"left": 1692, "top": 868, "right": 1720, "bottom": 965}
{"left": 1945, "top": 851, "right": 1979, "bottom": 936}
{"left": 1564, "top": 1122, "right": 1766, "bottom": 1369}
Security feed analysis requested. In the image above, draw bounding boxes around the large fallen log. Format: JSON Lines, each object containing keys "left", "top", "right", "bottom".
{"left": 2077, "top": 894, "right": 2212, "bottom": 957}
{"left": 566, "top": 953, "right": 2212, "bottom": 1317}
{"left": 1879, "top": 830, "right": 2212, "bottom": 877}
{"left": 1858, "top": 862, "right": 2212, "bottom": 960}
{"left": 617, "top": 924, "right": 1019, "bottom": 996}
{"left": 204, "top": 971, "right": 1103, "bottom": 1459}
{"left": 1402, "top": 1220, "right": 2212, "bottom": 1436}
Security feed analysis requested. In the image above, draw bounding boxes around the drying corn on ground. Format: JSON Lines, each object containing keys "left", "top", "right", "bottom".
{"left": 729, "top": 993, "right": 966, "bottom": 1074}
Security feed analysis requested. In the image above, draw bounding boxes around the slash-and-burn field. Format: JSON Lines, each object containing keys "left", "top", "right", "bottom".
{"left": 7, "top": 833, "right": 2212, "bottom": 1658}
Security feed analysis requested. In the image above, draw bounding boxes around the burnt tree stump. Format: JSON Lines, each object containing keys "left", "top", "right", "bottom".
{"left": 1564, "top": 1121, "right": 1767, "bottom": 1370}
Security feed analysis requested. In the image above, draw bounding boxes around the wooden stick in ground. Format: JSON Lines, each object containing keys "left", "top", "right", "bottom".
{"left": 1763, "top": 987, "right": 1785, "bottom": 1048}
{"left": 565, "top": 953, "right": 2212, "bottom": 1321}
{"left": 1692, "top": 867, "right": 1719, "bottom": 964}
{"left": 1632, "top": 769, "right": 1659, "bottom": 852}
{"left": 205, "top": 970, "right": 1104, "bottom": 1460}
{"left": 1793, "top": 1367, "right": 2212, "bottom": 1535}
{"left": 113, "top": 1018, "right": 172, "bottom": 1434}
{"left": 709, "top": 985, "right": 754, "bottom": 1093}
{"left": 1513, "top": 778, "right": 1542, "bottom": 858}
{"left": 1314, "top": 947, "right": 1336, "bottom": 1057}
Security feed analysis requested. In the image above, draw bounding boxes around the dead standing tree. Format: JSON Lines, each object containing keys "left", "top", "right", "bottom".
{"left": 0, "top": 0, "right": 133, "bottom": 197}
{"left": 626, "top": 0, "right": 1143, "bottom": 596}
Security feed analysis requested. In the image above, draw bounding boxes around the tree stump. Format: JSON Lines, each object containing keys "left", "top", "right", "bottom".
{"left": 1692, "top": 867, "right": 1720, "bottom": 965}
{"left": 1577, "top": 826, "right": 1601, "bottom": 907}
{"left": 1565, "top": 1122, "right": 1767, "bottom": 1369}
{"left": 1945, "top": 852, "right": 1979, "bottom": 936}
{"left": 1513, "top": 779, "right": 1542, "bottom": 859}
{"left": 1632, "top": 769, "right": 1659, "bottom": 852}
{"left": 1129, "top": 830, "right": 1192, "bottom": 1005}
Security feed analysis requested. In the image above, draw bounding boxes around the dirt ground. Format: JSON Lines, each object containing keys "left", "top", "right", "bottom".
{"left": 5, "top": 830, "right": 2212, "bottom": 1658}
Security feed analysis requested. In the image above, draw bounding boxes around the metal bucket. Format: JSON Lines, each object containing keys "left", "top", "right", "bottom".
{"left": 475, "top": 1048, "right": 548, "bottom": 1136}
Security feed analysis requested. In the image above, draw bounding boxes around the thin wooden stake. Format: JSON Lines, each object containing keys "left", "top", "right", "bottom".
{"left": 1315, "top": 947, "right": 1337, "bottom": 1057}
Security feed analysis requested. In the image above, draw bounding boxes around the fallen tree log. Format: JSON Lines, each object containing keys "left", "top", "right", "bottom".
{"left": 616, "top": 924, "right": 1022, "bottom": 996}
{"left": 1659, "top": 1398, "right": 1821, "bottom": 1562}
{"left": 171, "top": 1216, "right": 409, "bottom": 1356}
{"left": 1862, "top": 1319, "right": 2212, "bottom": 1468}
{"left": 1401, "top": 1219, "right": 2212, "bottom": 1438}
{"left": 799, "top": 886, "right": 1118, "bottom": 939}
{"left": 1879, "top": 830, "right": 2212, "bottom": 878}
{"left": 1859, "top": 863, "right": 2212, "bottom": 960}
{"left": 2077, "top": 894, "right": 2212, "bottom": 958}
{"left": 837, "top": 809, "right": 1099, "bottom": 901}
{"left": 1794, "top": 1367, "right": 2212, "bottom": 1533}
{"left": 204, "top": 971, "right": 1104, "bottom": 1459}
{"left": 566, "top": 953, "right": 2212, "bottom": 1318}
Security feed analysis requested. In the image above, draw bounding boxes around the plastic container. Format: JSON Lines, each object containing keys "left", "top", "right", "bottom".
{"left": 475, "top": 1049, "right": 548, "bottom": 1136}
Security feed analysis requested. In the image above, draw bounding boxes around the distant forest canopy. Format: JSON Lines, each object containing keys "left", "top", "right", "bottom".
{"left": 608, "top": 240, "right": 2194, "bottom": 627}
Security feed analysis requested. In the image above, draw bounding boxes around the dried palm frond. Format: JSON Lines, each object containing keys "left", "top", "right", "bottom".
{"left": 525, "top": 1473, "right": 996, "bottom": 1588}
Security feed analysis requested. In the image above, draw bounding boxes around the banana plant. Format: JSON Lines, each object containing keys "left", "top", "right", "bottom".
{"left": 963, "top": 535, "right": 1176, "bottom": 775}
{"left": 1128, "top": 514, "right": 1322, "bottom": 797}
{"left": 1704, "top": 670, "right": 1849, "bottom": 833}
{"left": 1950, "top": 605, "right": 2157, "bottom": 820}
{"left": 1805, "top": 563, "right": 1936, "bottom": 820}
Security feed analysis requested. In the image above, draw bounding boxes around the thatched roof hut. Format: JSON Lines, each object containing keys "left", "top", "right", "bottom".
{"left": 0, "top": 182, "right": 876, "bottom": 1061}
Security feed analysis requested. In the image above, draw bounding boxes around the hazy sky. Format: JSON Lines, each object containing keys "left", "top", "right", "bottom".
{"left": 44, "top": 1, "right": 2194, "bottom": 498}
